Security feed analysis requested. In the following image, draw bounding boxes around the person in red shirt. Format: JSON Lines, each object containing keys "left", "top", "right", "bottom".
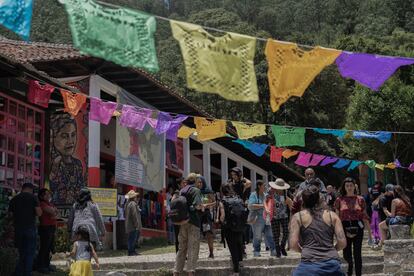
{"left": 37, "top": 188, "right": 58, "bottom": 274}
{"left": 335, "top": 177, "right": 372, "bottom": 276}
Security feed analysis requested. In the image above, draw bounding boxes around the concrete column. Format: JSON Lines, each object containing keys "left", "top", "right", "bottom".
{"left": 251, "top": 169, "right": 256, "bottom": 190}
{"left": 221, "top": 153, "right": 228, "bottom": 184}
{"left": 183, "top": 138, "right": 190, "bottom": 177}
{"left": 202, "top": 143, "right": 211, "bottom": 190}
{"left": 88, "top": 75, "right": 100, "bottom": 187}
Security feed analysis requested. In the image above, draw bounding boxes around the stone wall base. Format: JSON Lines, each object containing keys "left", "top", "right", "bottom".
{"left": 384, "top": 239, "right": 414, "bottom": 275}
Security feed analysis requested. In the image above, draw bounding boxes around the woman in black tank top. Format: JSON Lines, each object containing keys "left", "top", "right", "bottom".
{"left": 290, "top": 186, "right": 347, "bottom": 276}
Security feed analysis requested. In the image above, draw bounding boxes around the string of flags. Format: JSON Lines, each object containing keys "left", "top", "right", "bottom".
{"left": 25, "top": 78, "right": 414, "bottom": 173}
{"left": 2, "top": 0, "right": 414, "bottom": 113}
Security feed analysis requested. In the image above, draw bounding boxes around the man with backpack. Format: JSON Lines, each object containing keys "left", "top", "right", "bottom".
{"left": 228, "top": 167, "right": 252, "bottom": 257}
{"left": 219, "top": 182, "right": 248, "bottom": 276}
{"left": 171, "top": 173, "right": 203, "bottom": 276}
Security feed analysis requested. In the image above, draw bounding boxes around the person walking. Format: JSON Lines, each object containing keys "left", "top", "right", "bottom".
{"left": 37, "top": 188, "right": 58, "bottom": 274}
{"left": 369, "top": 185, "right": 382, "bottom": 246}
{"left": 266, "top": 178, "right": 293, "bottom": 258}
{"left": 173, "top": 174, "right": 203, "bottom": 276}
{"left": 124, "top": 190, "right": 142, "bottom": 256}
{"left": 228, "top": 167, "right": 252, "bottom": 257}
{"left": 219, "top": 183, "right": 247, "bottom": 276}
{"left": 248, "top": 180, "right": 276, "bottom": 257}
{"left": 68, "top": 226, "right": 99, "bottom": 276}
{"left": 68, "top": 188, "right": 105, "bottom": 249}
{"left": 290, "top": 185, "right": 347, "bottom": 276}
{"left": 378, "top": 185, "right": 413, "bottom": 247}
{"left": 172, "top": 177, "right": 187, "bottom": 253}
{"left": 378, "top": 184, "right": 395, "bottom": 223}
{"left": 8, "top": 182, "right": 42, "bottom": 276}
{"left": 298, "top": 168, "right": 327, "bottom": 193}
{"left": 335, "top": 177, "right": 372, "bottom": 276}
{"left": 326, "top": 185, "right": 337, "bottom": 211}
{"left": 166, "top": 185, "right": 175, "bottom": 245}
{"left": 196, "top": 175, "right": 216, "bottom": 258}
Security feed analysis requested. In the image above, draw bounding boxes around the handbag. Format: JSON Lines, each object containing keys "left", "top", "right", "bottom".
{"left": 247, "top": 210, "right": 258, "bottom": 225}
{"left": 247, "top": 194, "right": 260, "bottom": 225}
{"left": 343, "top": 220, "right": 362, "bottom": 238}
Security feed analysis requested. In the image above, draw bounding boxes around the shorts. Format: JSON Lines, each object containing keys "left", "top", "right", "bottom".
{"left": 386, "top": 216, "right": 413, "bottom": 226}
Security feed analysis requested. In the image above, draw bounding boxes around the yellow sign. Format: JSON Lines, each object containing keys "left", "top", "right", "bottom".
{"left": 89, "top": 188, "right": 117, "bottom": 217}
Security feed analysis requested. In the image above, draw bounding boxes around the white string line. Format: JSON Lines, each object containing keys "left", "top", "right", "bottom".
{"left": 46, "top": 0, "right": 414, "bottom": 134}
{"left": 93, "top": 0, "right": 414, "bottom": 56}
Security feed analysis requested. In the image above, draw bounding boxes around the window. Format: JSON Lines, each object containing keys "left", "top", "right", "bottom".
{"left": 0, "top": 92, "right": 44, "bottom": 189}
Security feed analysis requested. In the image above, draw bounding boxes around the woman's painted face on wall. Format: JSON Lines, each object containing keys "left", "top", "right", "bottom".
{"left": 54, "top": 123, "right": 77, "bottom": 156}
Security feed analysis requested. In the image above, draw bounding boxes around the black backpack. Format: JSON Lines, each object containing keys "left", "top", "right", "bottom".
{"left": 168, "top": 185, "right": 193, "bottom": 225}
{"left": 222, "top": 196, "right": 247, "bottom": 232}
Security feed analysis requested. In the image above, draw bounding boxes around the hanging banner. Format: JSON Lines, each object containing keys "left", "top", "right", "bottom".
{"left": 166, "top": 138, "right": 184, "bottom": 172}
{"left": 115, "top": 90, "right": 165, "bottom": 192}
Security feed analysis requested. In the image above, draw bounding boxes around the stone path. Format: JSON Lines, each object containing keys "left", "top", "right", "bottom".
{"left": 53, "top": 238, "right": 385, "bottom": 275}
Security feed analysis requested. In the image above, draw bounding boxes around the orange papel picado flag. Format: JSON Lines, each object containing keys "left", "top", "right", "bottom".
{"left": 265, "top": 40, "right": 341, "bottom": 112}
{"left": 177, "top": 125, "right": 196, "bottom": 139}
{"left": 60, "top": 89, "right": 87, "bottom": 117}
{"left": 194, "top": 117, "right": 226, "bottom": 141}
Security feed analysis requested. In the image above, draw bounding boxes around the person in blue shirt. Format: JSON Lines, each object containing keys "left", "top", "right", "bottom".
{"left": 248, "top": 180, "right": 276, "bottom": 257}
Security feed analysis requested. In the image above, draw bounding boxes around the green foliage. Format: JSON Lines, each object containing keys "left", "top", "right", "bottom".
{"left": 140, "top": 236, "right": 169, "bottom": 247}
{"left": 55, "top": 226, "right": 71, "bottom": 253}
{"left": 0, "top": 247, "right": 18, "bottom": 276}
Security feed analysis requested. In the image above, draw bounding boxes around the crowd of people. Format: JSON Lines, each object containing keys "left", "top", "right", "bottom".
{"left": 6, "top": 167, "right": 414, "bottom": 276}
{"left": 167, "top": 167, "right": 414, "bottom": 276}
{"left": 8, "top": 184, "right": 105, "bottom": 276}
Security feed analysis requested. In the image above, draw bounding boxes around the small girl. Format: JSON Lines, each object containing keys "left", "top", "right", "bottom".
{"left": 69, "top": 226, "right": 100, "bottom": 276}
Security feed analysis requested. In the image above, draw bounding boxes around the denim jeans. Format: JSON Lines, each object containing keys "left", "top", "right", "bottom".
{"left": 293, "top": 259, "right": 344, "bottom": 276}
{"left": 14, "top": 227, "right": 37, "bottom": 276}
{"left": 127, "top": 229, "right": 140, "bottom": 255}
{"left": 252, "top": 217, "right": 275, "bottom": 253}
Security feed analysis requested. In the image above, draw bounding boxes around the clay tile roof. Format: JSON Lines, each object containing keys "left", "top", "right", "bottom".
{"left": 0, "top": 36, "right": 85, "bottom": 64}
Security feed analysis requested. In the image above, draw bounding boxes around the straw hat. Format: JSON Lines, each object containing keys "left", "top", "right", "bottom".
{"left": 125, "top": 190, "right": 139, "bottom": 199}
{"left": 269, "top": 178, "right": 290, "bottom": 190}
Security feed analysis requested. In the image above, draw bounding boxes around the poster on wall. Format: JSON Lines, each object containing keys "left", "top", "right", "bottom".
{"left": 49, "top": 110, "right": 88, "bottom": 208}
{"left": 115, "top": 90, "right": 165, "bottom": 192}
{"left": 89, "top": 188, "right": 117, "bottom": 217}
{"left": 166, "top": 139, "right": 184, "bottom": 172}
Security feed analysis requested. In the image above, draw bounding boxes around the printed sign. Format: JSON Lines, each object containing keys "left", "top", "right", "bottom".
{"left": 89, "top": 187, "right": 117, "bottom": 217}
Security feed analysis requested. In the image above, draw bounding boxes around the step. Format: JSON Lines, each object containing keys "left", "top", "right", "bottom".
{"left": 94, "top": 255, "right": 384, "bottom": 271}
{"left": 94, "top": 262, "right": 384, "bottom": 276}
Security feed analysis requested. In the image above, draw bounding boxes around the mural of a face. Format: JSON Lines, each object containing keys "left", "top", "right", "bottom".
{"left": 54, "top": 123, "right": 77, "bottom": 157}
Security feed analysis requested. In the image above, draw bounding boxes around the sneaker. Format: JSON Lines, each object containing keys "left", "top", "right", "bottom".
{"left": 368, "top": 239, "right": 374, "bottom": 246}
{"left": 209, "top": 253, "right": 214, "bottom": 259}
{"left": 253, "top": 252, "right": 261, "bottom": 257}
{"left": 281, "top": 247, "right": 288, "bottom": 257}
{"left": 275, "top": 248, "right": 281, "bottom": 258}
